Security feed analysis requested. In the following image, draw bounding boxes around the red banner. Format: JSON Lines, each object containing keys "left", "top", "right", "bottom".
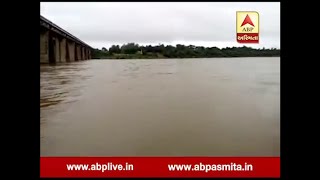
{"left": 40, "top": 157, "right": 280, "bottom": 178}
{"left": 237, "top": 33, "right": 259, "bottom": 43}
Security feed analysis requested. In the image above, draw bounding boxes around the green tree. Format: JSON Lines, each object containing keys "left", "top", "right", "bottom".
{"left": 121, "top": 43, "right": 140, "bottom": 54}
{"left": 109, "top": 45, "right": 121, "bottom": 54}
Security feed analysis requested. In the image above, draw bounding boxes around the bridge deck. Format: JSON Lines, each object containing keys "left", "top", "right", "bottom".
{"left": 40, "top": 15, "right": 92, "bottom": 49}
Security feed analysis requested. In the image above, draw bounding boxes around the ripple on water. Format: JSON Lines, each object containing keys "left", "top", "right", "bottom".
{"left": 40, "top": 63, "right": 92, "bottom": 111}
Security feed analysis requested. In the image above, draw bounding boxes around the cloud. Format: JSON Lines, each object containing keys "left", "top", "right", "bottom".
{"left": 40, "top": 2, "right": 280, "bottom": 49}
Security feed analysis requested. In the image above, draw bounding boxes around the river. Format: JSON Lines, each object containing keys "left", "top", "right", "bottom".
{"left": 40, "top": 57, "right": 280, "bottom": 156}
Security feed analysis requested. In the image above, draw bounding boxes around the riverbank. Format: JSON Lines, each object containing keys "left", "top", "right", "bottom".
{"left": 92, "top": 53, "right": 280, "bottom": 60}
{"left": 92, "top": 44, "right": 280, "bottom": 59}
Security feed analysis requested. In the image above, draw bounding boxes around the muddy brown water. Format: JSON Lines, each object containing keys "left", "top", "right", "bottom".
{"left": 40, "top": 57, "right": 280, "bottom": 156}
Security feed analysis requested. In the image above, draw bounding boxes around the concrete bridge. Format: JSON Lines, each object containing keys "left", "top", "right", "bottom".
{"left": 40, "top": 15, "right": 92, "bottom": 63}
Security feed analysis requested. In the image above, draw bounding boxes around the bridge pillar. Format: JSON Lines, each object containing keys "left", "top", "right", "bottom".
{"left": 40, "top": 30, "right": 49, "bottom": 63}
{"left": 52, "top": 37, "right": 60, "bottom": 63}
{"left": 78, "top": 45, "right": 81, "bottom": 61}
{"left": 86, "top": 48, "right": 90, "bottom": 60}
{"left": 76, "top": 44, "right": 81, "bottom": 61}
{"left": 82, "top": 47, "right": 85, "bottom": 60}
{"left": 83, "top": 48, "right": 87, "bottom": 60}
{"left": 79, "top": 46, "right": 82, "bottom": 60}
{"left": 86, "top": 48, "right": 89, "bottom": 60}
{"left": 81, "top": 46, "right": 84, "bottom": 60}
{"left": 60, "top": 38, "right": 66, "bottom": 62}
{"left": 67, "top": 41, "right": 75, "bottom": 62}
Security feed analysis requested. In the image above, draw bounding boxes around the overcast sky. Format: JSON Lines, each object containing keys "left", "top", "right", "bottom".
{"left": 40, "top": 2, "right": 280, "bottom": 49}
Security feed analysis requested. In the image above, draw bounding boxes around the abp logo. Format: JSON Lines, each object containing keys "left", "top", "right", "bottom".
{"left": 236, "top": 11, "right": 259, "bottom": 43}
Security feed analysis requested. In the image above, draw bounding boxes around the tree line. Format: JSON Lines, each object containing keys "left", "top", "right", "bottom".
{"left": 92, "top": 43, "right": 280, "bottom": 59}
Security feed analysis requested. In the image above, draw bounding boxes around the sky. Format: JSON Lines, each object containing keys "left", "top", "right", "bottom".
{"left": 40, "top": 2, "right": 280, "bottom": 49}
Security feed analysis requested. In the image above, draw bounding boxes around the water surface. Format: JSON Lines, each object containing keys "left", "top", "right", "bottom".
{"left": 40, "top": 57, "right": 280, "bottom": 156}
